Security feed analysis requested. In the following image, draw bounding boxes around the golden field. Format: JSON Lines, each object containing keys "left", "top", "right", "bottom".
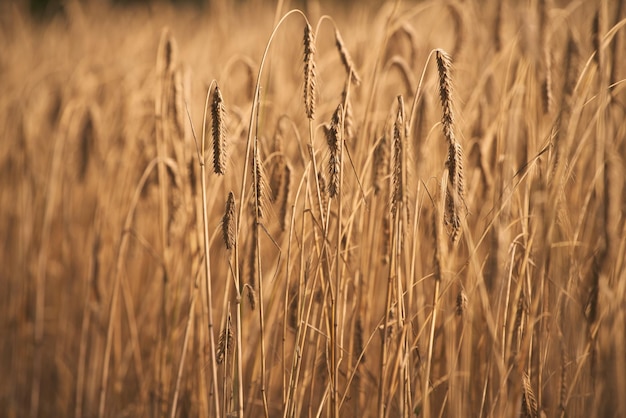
{"left": 1, "top": 0, "right": 625, "bottom": 417}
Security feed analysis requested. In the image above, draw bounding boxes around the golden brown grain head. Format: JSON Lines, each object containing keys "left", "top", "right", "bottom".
{"left": 341, "top": 81, "right": 355, "bottom": 141}
{"left": 325, "top": 103, "right": 343, "bottom": 199}
{"left": 170, "top": 66, "right": 186, "bottom": 139}
{"left": 355, "top": 318, "right": 365, "bottom": 363}
{"left": 157, "top": 27, "right": 178, "bottom": 76}
{"left": 212, "top": 85, "right": 227, "bottom": 175}
{"left": 287, "top": 284, "right": 298, "bottom": 330}
{"left": 541, "top": 47, "right": 553, "bottom": 114}
{"left": 334, "top": 28, "right": 361, "bottom": 86}
{"left": 303, "top": 22, "right": 317, "bottom": 120}
{"left": 456, "top": 288, "right": 467, "bottom": 316}
{"left": 76, "top": 104, "right": 98, "bottom": 182}
{"left": 432, "top": 205, "right": 443, "bottom": 282}
{"left": 317, "top": 171, "right": 329, "bottom": 211}
{"left": 222, "top": 191, "right": 236, "bottom": 250}
{"left": 246, "top": 285, "right": 258, "bottom": 310}
{"left": 435, "top": 49, "right": 456, "bottom": 147}
{"left": 277, "top": 162, "right": 291, "bottom": 231}
{"left": 521, "top": 372, "right": 539, "bottom": 418}
{"left": 372, "top": 133, "right": 388, "bottom": 196}
{"left": 391, "top": 95, "right": 405, "bottom": 216}
{"left": 444, "top": 141, "right": 466, "bottom": 242}
{"left": 216, "top": 313, "right": 234, "bottom": 365}
{"left": 252, "top": 138, "right": 270, "bottom": 218}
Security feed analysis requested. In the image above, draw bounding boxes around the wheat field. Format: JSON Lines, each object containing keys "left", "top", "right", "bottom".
{"left": 1, "top": 0, "right": 625, "bottom": 417}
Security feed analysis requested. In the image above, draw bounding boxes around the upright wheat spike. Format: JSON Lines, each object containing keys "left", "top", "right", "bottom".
{"left": 303, "top": 23, "right": 317, "bottom": 120}
{"left": 269, "top": 125, "right": 286, "bottom": 201}
{"left": 77, "top": 104, "right": 97, "bottom": 182}
{"left": 246, "top": 223, "right": 258, "bottom": 311}
{"left": 436, "top": 49, "right": 456, "bottom": 147}
{"left": 325, "top": 104, "right": 343, "bottom": 199}
{"left": 317, "top": 171, "right": 329, "bottom": 211}
{"left": 550, "top": 34, "right": 579, "bottom": 182}
{"left": 372, "top": 133, "right": 388, "bottom": 196}
{"left": 222, "top": 191, "right": 236, "bottom": 250}
{"left": 216, "top": 313, "right": 234, "bottom": 365}
{"left": 277, "top": 163, "right": 292, "bottom": 231}
{"left": 171, "top": 67, "right": 186, "bottom": 139}
{"left": 253, "top": 137, "right": 270, "bottom": 219}
{"left": 445, "top": 142, "right": 466, "bottom": 241}
{"left": 542, "top": 47, "right": 553, "bottom": 114}
{"left": 341, "top": 81, "right": 355, "bottom": 141}
{"left": 156, "top": 27, "right": 177, "bottom": 76}
{"left": 391, "top": 95, "right": 406, "bottom": 216}
{"left": 456, "top": 288, "right": 468, "bottom": 316}
{"left": 212, "top": 85, "right": 227, "bottom": 175}
{"left": 494, "top": 0, "right": 503, "bottom": 51}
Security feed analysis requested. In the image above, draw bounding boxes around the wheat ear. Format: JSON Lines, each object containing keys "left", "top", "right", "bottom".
{"left": 436, "top": 49, "right": 466, "bottom": 241}
{"left": 325, "top": 104, "right": 343, "bottom": 199}
{"left": 334, "top": 28, "right": 361, "bottom": 86}
{"left": 222, "top": 191, "right": 236, "bottom": 250}
{"left": 303, "top": 23, "right": 316, "bottom": 120}
{"left": 212, "top": 85, "right": 227, "bottom": 175}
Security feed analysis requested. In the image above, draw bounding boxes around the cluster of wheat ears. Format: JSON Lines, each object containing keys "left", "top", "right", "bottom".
{"left": 1, "top": 0, "right": 625, "bottom": 417}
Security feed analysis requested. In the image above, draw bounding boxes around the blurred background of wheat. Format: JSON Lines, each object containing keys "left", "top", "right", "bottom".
{"left": 1, "top": 0, "right": 625, "bottom": 417}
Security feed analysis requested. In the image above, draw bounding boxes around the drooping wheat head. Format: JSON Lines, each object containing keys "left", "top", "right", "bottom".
{"left": 334, "top": 28, "right": 361, "bottom": 86}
